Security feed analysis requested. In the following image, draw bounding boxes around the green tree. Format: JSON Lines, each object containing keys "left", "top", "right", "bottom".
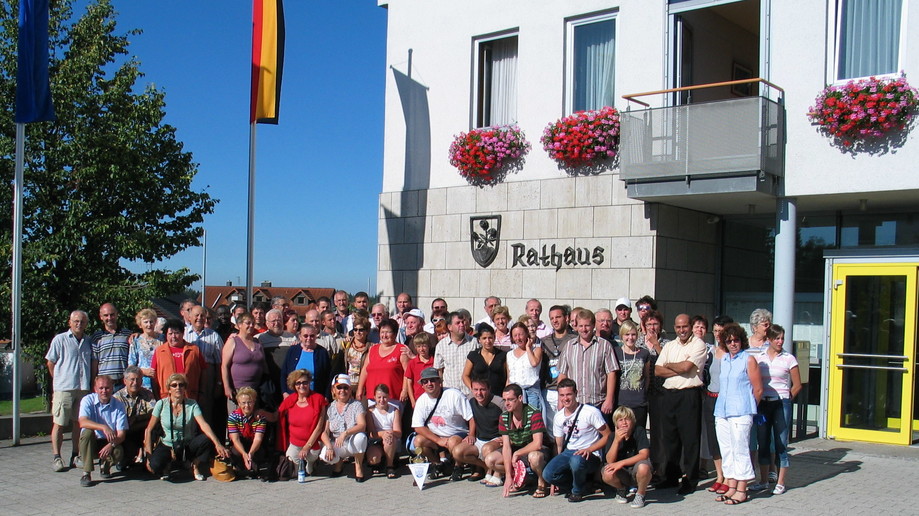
{"left": 0, "top": 0, "right": 217, "bottom": 394}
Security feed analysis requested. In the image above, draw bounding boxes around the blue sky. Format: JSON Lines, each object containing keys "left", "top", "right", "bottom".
{"left": 98, "top": 0, "right": 388, "bottom": 295}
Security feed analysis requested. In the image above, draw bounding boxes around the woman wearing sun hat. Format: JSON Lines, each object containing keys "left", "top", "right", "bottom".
{"left": 320, "top": 374, "right": 369, "bottom": 481}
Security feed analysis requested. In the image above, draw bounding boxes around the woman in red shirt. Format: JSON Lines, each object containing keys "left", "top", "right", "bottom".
{"left": 270, "top": 369, "right": 328, "bottom": 478}
{"left": 357, "top": 319, "right": 409, "bottom": 406}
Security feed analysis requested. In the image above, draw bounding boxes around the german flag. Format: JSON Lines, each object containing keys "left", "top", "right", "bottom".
{"left": 250, "top": 0, "right": 284, "bottom": 124}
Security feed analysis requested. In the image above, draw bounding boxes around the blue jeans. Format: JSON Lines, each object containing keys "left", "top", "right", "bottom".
{"left": 542, "top": 448, "right": 601, "bottom": 495}
{"left": 757, "top": 398, "right": 790, "bottom": 468}
{"left": 523, "top": 385, "right": 542, "bottom": 410}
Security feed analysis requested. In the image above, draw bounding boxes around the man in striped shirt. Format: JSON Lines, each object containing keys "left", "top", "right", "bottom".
{"left": 489, "top": 383, "right": 549, "bottom": 497}
{"left": 91, "top": 303, "right": 132, "bottom": 390}
{"left": 557, "top": 309, "right": 620, "bottom": 425}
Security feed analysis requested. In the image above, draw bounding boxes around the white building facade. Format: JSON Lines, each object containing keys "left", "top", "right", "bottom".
{"left": 377, "top": 0, "right": 919, "bottom": 445}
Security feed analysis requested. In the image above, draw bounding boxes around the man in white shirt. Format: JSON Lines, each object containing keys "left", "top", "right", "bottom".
{"left": 411, "top": 368, "right": 473, "bottom": 477}
{"left": 542, "top": 378, "right": 611, "bottom": 503}
{"left": 526, "top": 299, "right": 552, "bottom": 339}
{"left": 474, "top": 296, "right": 501, "bottom": 331}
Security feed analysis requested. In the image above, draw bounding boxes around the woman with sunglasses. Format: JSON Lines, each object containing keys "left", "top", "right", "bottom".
{"left": 270, "top": 369, "right": 328, "bottom": 479}
{"left": 144, "top": 373, "right": 229, "bottom": 481}
{"left": 343, "top": 316, "right": 371, "bottom": 387}
{"left": 358, "top": 319, "right": 410, "bottom": 405}
{"left": 320, "top": 375, "right": 368, "bottom": 481}
{"left": 713, "top": 323, "right": 763, "bottom": 505}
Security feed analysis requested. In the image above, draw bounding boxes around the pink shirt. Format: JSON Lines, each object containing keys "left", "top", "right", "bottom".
{"left": 755, "top": 351, "right": 798, "bottom": 399}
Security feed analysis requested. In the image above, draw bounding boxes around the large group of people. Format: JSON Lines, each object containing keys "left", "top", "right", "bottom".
{"left": 45, "top": 292, "right": 801, "bottom": 508}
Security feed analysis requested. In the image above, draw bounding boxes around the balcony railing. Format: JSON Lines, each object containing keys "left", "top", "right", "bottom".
{"left": 619, "top": 79, "right": 785, "bottom": 183}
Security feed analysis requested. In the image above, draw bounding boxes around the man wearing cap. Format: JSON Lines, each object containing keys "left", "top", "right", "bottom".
{"left": 434, "top": 312, "right": 480, "bottom": 395}
{"left": 399, "top": 308, "right": 435, "bottom": 349}
{"left": 612, "top": 297, "right": 634, "bottom": 339}
{"left": 411, "top": 368, "right": 473, "bottom": 477}
{"left": 77, "top": 375, "right": 128, "bottom": 487}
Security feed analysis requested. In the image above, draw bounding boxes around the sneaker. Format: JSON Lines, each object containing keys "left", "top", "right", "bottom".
{"left": 100, "top": 461, "right": 112, "bottom": 479}
{"left": 630, "top": 493, "right": 646, "bottom": 508}
{"left": 80, "top": 474, "right": 92, "bottom": 487}
{"left": 52, "top": 456, "right": 66, "bottom": 472}
{"left": 194, "top": 472, "right": 205, "bottom": 481}
{"left": 773, "top": 484, "right": 786, "bottom": 495}
{"left": 614, "top": 490, "right": 629, "bottom": 504}
{"left": 112, "top": 463, "right": 123, "bottom": 474}
{"left": 160, "top": 474, "right": 171, "bottom": 481}
{"left": 749, "top": 481, "right": 769, "bottom": 491}
{"left": 70, "top": 456, "right": 83, "bottom": 469}
{"left": 768, "top": 471, "right": 778, "bottom": 483}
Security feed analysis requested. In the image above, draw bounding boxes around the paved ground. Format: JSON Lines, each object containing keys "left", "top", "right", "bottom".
{"left": 1, "top": 433, "right": 916, "bottom": 515}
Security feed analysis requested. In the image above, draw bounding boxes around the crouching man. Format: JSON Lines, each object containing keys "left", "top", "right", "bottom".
{"left": 410, "top": 367, "right": 472, "bottom": 478}
{"left": 77, "top": 375, "right": 128, "bottom": 487}
{"left": 601, "top": 406, "right": 652, "bottom": 508}
{"left": 542, "top": 378, "right": 610, "bottom": 502}
{"left": 485, "top": 383, "right": 550, "bottom": 498}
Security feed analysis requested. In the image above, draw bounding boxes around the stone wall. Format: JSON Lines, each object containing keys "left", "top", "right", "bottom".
{"left": 378, "top": 173, "right": 719, "bottom": 322}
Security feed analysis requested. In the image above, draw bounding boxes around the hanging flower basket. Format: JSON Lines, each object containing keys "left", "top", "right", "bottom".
{"left": 541, "top": 106, "right": 620, "bottom": 172}
{"left": 807, "top": 75, "right": 918, "bottom": 148}
{"left": 449, "top": 125, "right": 531, "bottom": 187}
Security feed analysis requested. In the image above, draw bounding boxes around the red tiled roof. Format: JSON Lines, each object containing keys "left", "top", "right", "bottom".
{"left": 200, "top": 285, "right": 336, "bottom": 317}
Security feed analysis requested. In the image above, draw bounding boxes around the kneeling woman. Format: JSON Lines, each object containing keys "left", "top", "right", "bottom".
{"left": 227, "top": 386, "right": 268, "bottom": 478}
{"left": 320, "top": 374, "right": 369, "bottom": 481}
{"left": 145, "top": 373, "right": 229, "bottom": 480}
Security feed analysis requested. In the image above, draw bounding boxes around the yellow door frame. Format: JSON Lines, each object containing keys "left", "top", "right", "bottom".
{"left": 827, "top": 263, "right": 917, "bottom": 445}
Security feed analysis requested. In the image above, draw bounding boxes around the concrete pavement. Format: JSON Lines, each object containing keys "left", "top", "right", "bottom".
{"left": 1, "top": 434, "right": 916, "bottom": 515}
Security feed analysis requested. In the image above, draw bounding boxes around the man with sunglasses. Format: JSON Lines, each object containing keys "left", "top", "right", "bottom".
{"left": 423, "top": 298, "right": 448, "bottom": 334}
{"left": 411, "top": 368, "right": 473, "bottom": 478}
{"left": 654, "top": 313, "right": 707, "bottom": 495}
{"left": 369, "top": 303, "right": 389, "bottom": 343}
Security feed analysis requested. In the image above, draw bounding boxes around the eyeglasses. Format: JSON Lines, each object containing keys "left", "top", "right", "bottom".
{"left": 335, "top": 385, "right": 350, "bottom": 390}
{"left": 294, "top": 381, "right": 310, "bottom": 386}
{"left": 420, "top": 378, "right": 440, "bottom": 385}
{"left": 637, "top": 305, "right": 651, "bottom": 311}
{"left": 353, "top": 327, "right": 367, "bottom": 332}
{"left": 371, "top": 313, "right": 384, "bottom": 317}
{"left": 170, "top": 383, "right": 187, "bottom": 388}
{"left": 725, "top": 337, "right": 741, "bottom": 344}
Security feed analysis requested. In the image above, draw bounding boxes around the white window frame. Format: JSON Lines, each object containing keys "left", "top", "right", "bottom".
{"left": 832, "top": 0, "right": 908, "bottom": 83}
{"left": 471, "top": 30, "right": 519, "bottom": 128}
{"left": 565, "top": 10, "right": 618, "bottom": 114}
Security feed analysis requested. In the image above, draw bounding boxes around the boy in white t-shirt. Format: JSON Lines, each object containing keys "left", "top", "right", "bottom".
{"left": 542, "top": 378, "right": 611, "bottom": 502}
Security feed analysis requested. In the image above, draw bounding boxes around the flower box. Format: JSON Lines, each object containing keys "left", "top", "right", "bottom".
{"left": 449, "top": 125, "right": 531, "bottom": 186}
{"left": 541, "top": 106, "right": 620, "bottom": 170}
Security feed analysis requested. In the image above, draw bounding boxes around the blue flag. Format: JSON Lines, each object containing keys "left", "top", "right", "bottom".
{"left": 15, "top": 0, "right": 55, "bottom": 123}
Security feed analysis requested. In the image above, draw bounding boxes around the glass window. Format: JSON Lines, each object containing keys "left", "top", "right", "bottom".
{"left": 840, "top": 213, "right": 919, "bottom": 247}
{"left": 570, "top": 17, "right": 616, "bottom": 112}
{"left": 475, "top": 35, "right": 518, "bottom": 127}
{"left": 837, "top": 0, "right": 903, "bottom": 80}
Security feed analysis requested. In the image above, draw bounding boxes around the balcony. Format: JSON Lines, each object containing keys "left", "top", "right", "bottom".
{"left": 619, "top": 79, "right": 785, "bottom": 214}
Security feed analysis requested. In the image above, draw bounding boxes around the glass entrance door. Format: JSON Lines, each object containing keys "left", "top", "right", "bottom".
{"left": 827, "top": 264, "right": 917, "bottom": 445}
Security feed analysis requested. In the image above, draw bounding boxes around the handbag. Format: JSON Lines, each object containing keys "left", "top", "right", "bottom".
{"left": 275, "top": 453, "right": 296, "bottom": 481}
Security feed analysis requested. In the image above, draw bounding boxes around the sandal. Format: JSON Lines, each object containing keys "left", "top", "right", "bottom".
{"left": 485, "top": 476, "right": 503, "bottom": 487}
{"left": 468, "top": 470, "right": 485, "bottom": 482}
{"left": 724, "top": 490, "right": 748, "bottom": 505}
{"left": 715, "top": 489, "right": 736, "bottom": 502}
{"left": 707, "top": 482, "right": 724, "bottom": 493}
{"left": 533, "top": 486, "right": 549, "bottom": 498}
{"left": 716, "top": 484, "right": 729, "bottom": 494}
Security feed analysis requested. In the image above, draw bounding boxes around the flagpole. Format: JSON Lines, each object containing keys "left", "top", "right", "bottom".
{"left": 246, "top": 122, "right": 256, "bottom": 307}
{"left": 12, "top": 122, "right": 25, "bottom": 446}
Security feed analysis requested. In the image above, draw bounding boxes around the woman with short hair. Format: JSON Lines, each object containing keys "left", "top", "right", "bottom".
{"left": 227, "top": 386, "right": 268, "bottom": 479}
{"left": 144, "top": 373, "right": 229, "bottom": 481}
{"left": 272, "top": 369, "right": 328, "bottom": 480}
{"left": 129, "top": 308, "right": 162, "bottom": 390}
{"left": 492, "top": 306, "right": 512, "bottom": 351}
{"left": 506, "top": 322, "right": 542, "bottom": 409}
{"left": 221, "top": 313, "right": 267, "bottom": 411}
{"left": 713, "top": 323, "right": 763, "bottom": 505}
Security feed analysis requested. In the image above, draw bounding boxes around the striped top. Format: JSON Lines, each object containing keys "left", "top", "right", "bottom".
{"left": 91, "top": 328, "right": 132, "bottom": 379}
{"left": 558, "top": 335, "right": 620, "bottom": 405}
{"left": 499, "top": 404, "right": 546, "bottom": 449}
{"left": 227, "top": 409, "right": 267, "bottom": 440}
